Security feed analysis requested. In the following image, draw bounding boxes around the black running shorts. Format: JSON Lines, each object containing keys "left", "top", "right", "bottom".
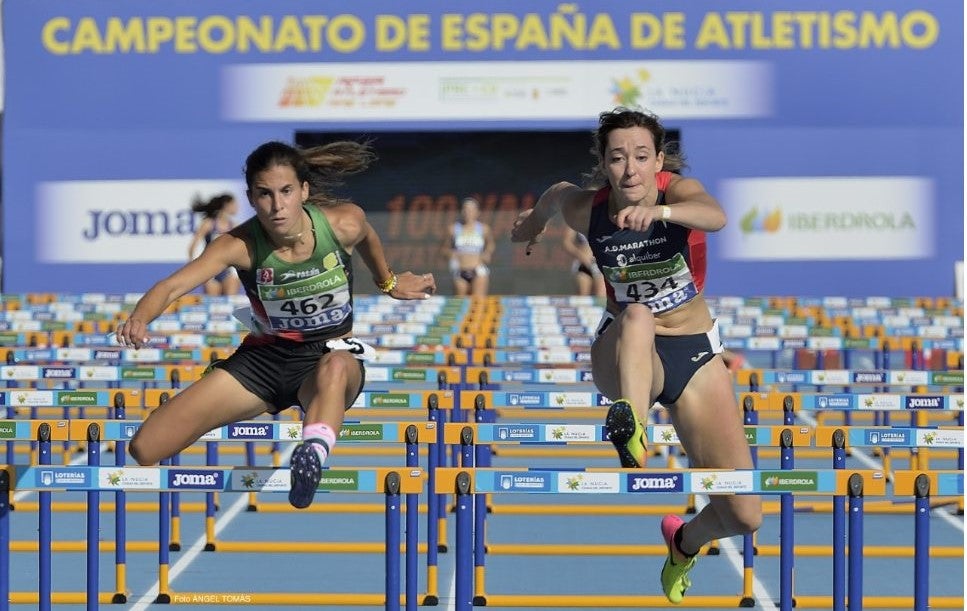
{"left": 211, "top": 336, "right": 367, "bottom": 415}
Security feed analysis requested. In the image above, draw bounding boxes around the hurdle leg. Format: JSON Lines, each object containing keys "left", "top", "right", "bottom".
{"left": 913, "top": 474, "right": 931, "bottom": 611}
{"left": 385, "top": 472, "right": 402, "bottom": 611}
{"left": 454, "top": 471, "right": 473, "bottom": 611}
{"left": 847, "top": 474, "right": 865, "bottom": 611}
{"left": 86, "top": 424, "right": 101, "bottom": 611}
{"left": 38, "top": 424, "right": 53, "bottom": 611}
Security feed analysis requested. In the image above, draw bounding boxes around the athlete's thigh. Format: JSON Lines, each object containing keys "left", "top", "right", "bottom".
{"left": 298, "top": 350, "right": 364, "bottom": 408}
{"left": 668, "top": 358, "right": 753, "bottom": 470}
{"left": 453, "top": 277, "right": 470, "bottom": 296}
{"left": 471, "top": 275, "right": 489, "bottom": 296}
{"left": 590, "top": 313, "right": 663, "bottom": 401}
{"left": 134, "top": 369, "right": 270, "bottom": 457}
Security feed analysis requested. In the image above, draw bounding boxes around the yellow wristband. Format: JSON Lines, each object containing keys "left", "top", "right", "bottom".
{"left": 377, "top": 273, "right": 398, "bottom": 294}
{"left": 660, "top": 205, "right": 672, "bottom": 221}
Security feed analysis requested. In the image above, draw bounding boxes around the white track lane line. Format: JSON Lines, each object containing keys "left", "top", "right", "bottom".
{"left": 128, "top": 445, "right": 296, "bottom": 610}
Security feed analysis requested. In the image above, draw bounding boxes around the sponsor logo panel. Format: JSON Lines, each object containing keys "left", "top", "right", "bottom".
{"left": 339, "top": 424, "right": 385, "bottom": 441}
{"left": 168, "top": 469, "right": 224, "bottom": 490}
{"left": 720, "top": 177, "right": 934, "bottom": 261}
{"left": 99, "top": 468, "right": 162, "bottom": 490}
{"left": 557, "top": 472, "right": 620, "bottom": 493}
{"left": 497, "top": 472, "right": 551, "bottom": 492}
{"left": 626, "top": 473, "right": 684, "bottom": 493}
{"left": 903, "top": 395, "right": 943, "bottom": 410}
{"left": 318, "top": 470, "right": 359, "bottom": 491}
{"left": 234, "top": 469, "right": 289, "bottom": 491}
{"left": 760, "top": 471, "right": 819, "bottom": 492}
{"left": 37, "top": 468, "right": 91, "bottom": 488}
{"left": 865, "top": 429, "right": 911, "bottom": 446}
{"left": 915, "top": 429, "right": 963, "bottom": 447}
{"left": 690, "top": 471, "right": 755, "bottom": 494}
{"left": 227, "top": 423, "right": 274, "bottom": 439}
{"left": 496, "top": 425, "right": 539, "bottom": 441}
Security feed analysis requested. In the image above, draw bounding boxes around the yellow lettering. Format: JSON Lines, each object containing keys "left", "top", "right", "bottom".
{"left": 491, "top": 14, "right": 519, "bottom": 51}
{"left": 375, "top": 14, "right": 429, "bottom": 52}
{"left": 174, "top": 17, "right": 197, "bottom": 53}
{"left": 859, "top": 12, "right": 900, "bottom": 48}
{"left": 376, "top": 15, "right": 407, "bottom": 51}
{"left": 768, "top": 12, "right": 793, "bottom": 49}
{"left": 901, "top": 10, "right": 938, "bottom": 49}
{"left": 408, "top": 14, "right": 431, "bottom": 51}
{"left": 817, "top": 12, "right": 832, "bottom": 47}
{"left": 440, "top": 14, "right": 463, "bottom": 50}
{"left": 146, "top": 17, "right": 174, "bottom": 53}
{"left": 517, "top": 14, "right": 549, "bottom": 50}
{"left": 724, "top": 13, "right": 751, "bottom": 49}
{"left": 71, "top": 18, "right": 104, "bottom": 54}
{"left": 198, "top": 16, "right": 234, "bottom": 54}
{"left": 236, "top": 16, "right": 273, "bottom": 53}
{"left": 832, "top": 11, "right": 857, "bottom": 49}
{"left": 104, "top": 17, "right": 146, "bottom": 53}
{"left": 586, "top": 14, "right": 619, "bottom": 49}
{"left": 301, "top": 16, "right": 327, "bottom": 52}
{"left": 274, "top": 16, "right": 307, "bottom": 52}
{"left": 464, "top": 14, "right": 491, "bottom": 52}
{"left": 793, "top": 13, "right": 818, "bottom": 48}
{"left": 42, "top": 17, "right": 70, "bottom": 54}
{"left": 630, "top": 13, "right": 661, "bottom": 49}
{"left": 695, "top": 13, "right": 731, "bottom": 49}
{"left": 631, "top": 12, "right": 685, "bottom": 50}
{"left": 549, "top": 8, "right": 584, "bottom": 49}
{"left": 327, "top": 15, "right": 364, "bottom": 53}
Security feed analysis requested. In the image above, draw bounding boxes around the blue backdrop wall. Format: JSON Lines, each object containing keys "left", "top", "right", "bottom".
{"left": 2, "top": 0, "right": 963, "bottom": 296}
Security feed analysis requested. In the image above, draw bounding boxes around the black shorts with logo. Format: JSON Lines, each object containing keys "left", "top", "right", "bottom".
{"left": 212, "top": 336, "right": 367, "bottom": 415}
{"left": 595, "top": 315, "right": 723, "bottom": 405}
{"left": 653, "top": 321, "right": 723, "bottom": 404}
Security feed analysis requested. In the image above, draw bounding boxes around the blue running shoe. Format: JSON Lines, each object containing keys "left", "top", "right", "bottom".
{"left": 288, "top": 441, "right": 322, "bottom": 509}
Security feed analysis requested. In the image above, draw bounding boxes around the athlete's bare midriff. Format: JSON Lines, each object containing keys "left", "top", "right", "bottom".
{"left": 607, "top": 293, "right": 714, "bottom": 336}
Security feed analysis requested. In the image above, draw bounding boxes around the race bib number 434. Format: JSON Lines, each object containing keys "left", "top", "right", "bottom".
{"left": 604, "top": 254, "right": 697, "bottom": 314}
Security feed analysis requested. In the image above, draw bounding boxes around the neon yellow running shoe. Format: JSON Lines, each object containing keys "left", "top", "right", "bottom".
{"left": 660, "top": 514, "right": 697, "bottom": 604}
{"left": 604, "top": 399, "right": 647, "bottom": 468}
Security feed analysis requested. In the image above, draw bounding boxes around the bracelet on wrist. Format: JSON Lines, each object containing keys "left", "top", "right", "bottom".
{"left": 377, "top": 273, "right": 398, "bottom": 294}
{"left": 660, "top": 205, "right": 672, "bottom": 221}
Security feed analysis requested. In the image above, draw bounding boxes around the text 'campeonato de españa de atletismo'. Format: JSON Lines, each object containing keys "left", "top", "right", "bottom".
{"left": 40, "top": 8, "right": 940, "bottom": 55}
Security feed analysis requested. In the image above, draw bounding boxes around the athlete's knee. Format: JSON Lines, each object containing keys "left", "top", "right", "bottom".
{"left": 618, "top": 303, "right": 656, "bottom": 336}
{"left": 726, "top": 497, "right": 762, "bottom": 535}
{"left": 128, "top": 436, "right": 157, "bottom": 466}
{"left": 315, "top": 352, "right": 356, "bottom": 389}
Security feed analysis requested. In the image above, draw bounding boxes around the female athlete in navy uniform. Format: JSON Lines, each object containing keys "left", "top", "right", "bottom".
{"left": 511, "top": 107, "right": 761, "bottom": 604}
{"left": 117, "top": 140, "right": 436, "bottom": 509}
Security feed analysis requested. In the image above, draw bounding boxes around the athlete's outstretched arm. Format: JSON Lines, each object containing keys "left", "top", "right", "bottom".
{"left": 663, "top": 176, "right": 726, "bottom": 232}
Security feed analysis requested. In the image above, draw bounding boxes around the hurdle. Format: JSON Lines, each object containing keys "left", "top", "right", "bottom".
{"left": 443, "top": 420, "right": 963, "bottom": 597}
{"left": 1, "top": 406, "right": 446, "bottom": 607}
{"left": 436, "top": 466, "right": 964, "bottom": 610}
{"left": 0, "top": 422, "right": 424, "bottom": 610}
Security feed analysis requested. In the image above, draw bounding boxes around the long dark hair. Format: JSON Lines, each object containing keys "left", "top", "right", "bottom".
{"left": 191, "top": 193, "right": 234, "bottom": 219}
{"left": 243, "top": 140, "right": 376, "bottom": 206}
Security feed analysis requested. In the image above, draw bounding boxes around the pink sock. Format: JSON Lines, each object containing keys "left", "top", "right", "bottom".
{"left": 302, "top": 423, "right": 337, "bottom": 466}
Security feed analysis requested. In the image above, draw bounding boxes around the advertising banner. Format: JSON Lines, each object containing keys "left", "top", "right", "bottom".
{"left": 2, "top": 1, "right": 962, "bottom": 296}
